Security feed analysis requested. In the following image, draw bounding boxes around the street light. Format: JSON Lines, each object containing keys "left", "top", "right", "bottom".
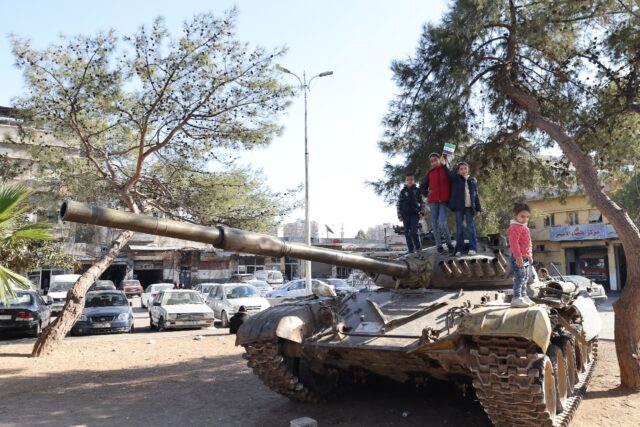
{"left": 276, "top": 64, "right": 333, "bottom": 296}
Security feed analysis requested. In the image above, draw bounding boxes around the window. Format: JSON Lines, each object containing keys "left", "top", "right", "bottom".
{"left": 567, "top": 212, "right": 579, "bottom": 225}
{"left": 534, "top": 244, "right": 546, "bottom": 252}
{"left": 544, "top": 214, "right": 555, "bottom": 227}
{"left": 588, "top": 211, "right": 602, "bottom": 223}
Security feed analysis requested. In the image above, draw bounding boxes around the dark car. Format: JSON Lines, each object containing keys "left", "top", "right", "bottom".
{"left": 89, "top": 279, "right": 117, "bottom": 292}
{"left": 120, "top": 279, "right": 143, "bottom": 297}
{"left": 0, "top": 290, "right": 52, "bottom": 338}
{"left": 71, "top": 290, "right": 134, "bottom": 335}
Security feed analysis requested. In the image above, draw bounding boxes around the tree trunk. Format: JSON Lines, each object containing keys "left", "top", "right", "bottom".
{"left": 614, "top": 259, "right": 640, "bottom": 390}
{"left": 498, "top": 12, "right": 640, "bottom": 387}
{"left": 32, "top": 230, "right": 133, "bottom": 357}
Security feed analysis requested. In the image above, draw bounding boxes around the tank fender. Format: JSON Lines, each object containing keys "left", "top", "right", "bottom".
{"left": 235, "top": 304, "right": 315, "bottom": 346}
{"left": 458, "top": 306, "right": 552, "bottom": 352}
{"left": 571, "top": 296, "right": 602, "bottom": 341}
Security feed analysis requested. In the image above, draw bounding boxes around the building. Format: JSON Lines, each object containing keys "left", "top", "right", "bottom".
{"left": 527, "top": 192, "right": 627, "bottom": 291}
{"left": 282, "top": 218, "right": 319, "bottom": 240}
{"left": 365, "top": 223, "right": 394, "bottom": 241}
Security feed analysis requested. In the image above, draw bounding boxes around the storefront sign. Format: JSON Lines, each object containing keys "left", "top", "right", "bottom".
{"left": 550, "top": 224, "right": 617, "bottom": 241}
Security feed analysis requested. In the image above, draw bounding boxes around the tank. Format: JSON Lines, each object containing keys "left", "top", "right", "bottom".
{"left": 60, "top": 200, "right": 601, "bottom": 427}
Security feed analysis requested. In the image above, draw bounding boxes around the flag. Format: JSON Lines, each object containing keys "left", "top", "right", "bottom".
{"left": 325, "top": 224, "right": 334, "bottom": 234}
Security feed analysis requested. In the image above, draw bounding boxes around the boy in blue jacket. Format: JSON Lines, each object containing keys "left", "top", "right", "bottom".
{"left": 396, "top": 173, "right": 424, "bottom": 253}
{"left": 445, "top": 162, "right": 481, "bottom": 256}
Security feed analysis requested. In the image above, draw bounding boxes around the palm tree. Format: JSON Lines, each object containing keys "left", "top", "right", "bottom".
{"left": 0, "top": 185, "right": 53, "bottom": 302}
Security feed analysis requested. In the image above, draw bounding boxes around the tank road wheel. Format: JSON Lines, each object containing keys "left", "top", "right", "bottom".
{"left": 575, "top": 340, "right": 588, "bottom": 373}
{"left": 243, "top": 340, "right": 337, "bottom": 403}
{"left": 559, "top": 338, "right": 577, "bottom": 393}
{"left": 547, "top": 345, "right": 568, "bottom": 413}
{"left": 469, "top": 337, "right": 556, "bottom": 427}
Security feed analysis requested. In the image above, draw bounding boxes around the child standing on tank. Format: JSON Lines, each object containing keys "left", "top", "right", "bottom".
{"left": 508, "top": 203, "right": 535, "bottom": 308}
{"left": 420, "top": 153, "right": 454, "bottom": 254}
{"left": 396, "top": 172, "right": 424, "bottom": 253}
{"left": 446, "top": 161, "right": 481, "bottom": 256}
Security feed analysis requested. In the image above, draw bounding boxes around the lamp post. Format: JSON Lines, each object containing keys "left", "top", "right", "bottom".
{"left": 276, "top": 64, "right": 333, "bottom": 296}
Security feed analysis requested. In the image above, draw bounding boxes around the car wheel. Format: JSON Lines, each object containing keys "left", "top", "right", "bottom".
{"left": 158, "top": 317, "right": 166, "bottom": 332}
{"left": 149, "top": 315, "right": 156, "bottom": 330}
{"left": 129, "top": 324, "right": 135, "bottom": 334}
{"left": 221, "top": 311, "right": 229, "bottom": 328}
{"left": 29, "top": 322, "right": 42, "bottom": 338}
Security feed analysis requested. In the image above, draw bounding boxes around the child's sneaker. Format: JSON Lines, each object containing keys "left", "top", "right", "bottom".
{"left": 455, "top": 252, "right": 462, "bottom": 257}
{"left": 440, "top": 243, "right": 448, "bottom": 253}
{"left": 510, "top": 297, "right": 530, "bottom": 308}
{"left": 468, "top": 250, "right": 477, "bottom": 255}
{"left": 522, "top": 296, "right": 535, "bottom": 306}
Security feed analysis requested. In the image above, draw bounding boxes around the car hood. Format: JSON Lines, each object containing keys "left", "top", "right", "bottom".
{"left": 83, "top": 306, "right": 131, "bottom": 316}
{"left": 226, "top": 297, "right": 269, "bottom": 307}
{"left": 162, "top": 304, "right": 213, "bottom": 314}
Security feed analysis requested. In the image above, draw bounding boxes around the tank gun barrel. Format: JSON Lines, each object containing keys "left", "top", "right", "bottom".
{"left": 60, "top": 200, "right": 410, "bottom": 278}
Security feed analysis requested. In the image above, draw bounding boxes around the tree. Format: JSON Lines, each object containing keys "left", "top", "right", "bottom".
{"left": 355, "top": 229, "right": 366, "bottom": 239}
{"left": 612, "top": 171, "right": 640, "bottom": 224}
{"left": 11, "top": 9, "right": 294, "bottom": 356}
{"left": 380, "top": 0, "right": 640, "bottom": 389}
{"left": 0, "top": 185, "right": 57, "bottom": 302}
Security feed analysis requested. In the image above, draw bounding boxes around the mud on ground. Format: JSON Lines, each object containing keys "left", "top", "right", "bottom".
{"left": 0, "top": 333, "right": 636, "bottom": 426}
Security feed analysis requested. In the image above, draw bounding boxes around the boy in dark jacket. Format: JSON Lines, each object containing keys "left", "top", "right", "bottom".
{"left": 396, "top": 173, "right": 424, "bottom": 253}
{"left": 445, "top": 162, "right": 481, "bottom": 256}
{"left": 420, "top": 153, "right": 454, "bottom": 254}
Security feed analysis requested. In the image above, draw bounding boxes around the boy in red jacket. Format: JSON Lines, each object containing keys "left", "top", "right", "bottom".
{"left": 420, "top": 153, "right": 454, "bottom": 254}
{"left": 507, "top": 203, "right": 534, "bottom": 307}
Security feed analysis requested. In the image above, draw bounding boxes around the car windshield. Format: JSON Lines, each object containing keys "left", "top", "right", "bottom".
{"left": 165, "top": 292, "right": 203, "bottom": 305}
{"left": 49, "top": 281, "right": 75, "bottom": 292}
{"left": 328, "top": 279, "right": 349, "bottom": 288}
{"left": 85, "top": 293, "right": 128, "bottom": 307}
{"left": 225, "top": 285, "right": 259, "bottom": 299}
{"left": 0, "top": 292, "right": 32, "bottom": 307}
{"left": 200, "top": 285, "right": 215, "bottom": 293}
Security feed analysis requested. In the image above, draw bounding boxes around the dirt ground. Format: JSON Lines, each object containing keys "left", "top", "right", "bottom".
{"left": 0, "top": 333, "right": 637, "bottom": 427}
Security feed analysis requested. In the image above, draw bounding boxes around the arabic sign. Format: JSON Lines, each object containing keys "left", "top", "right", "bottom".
{"left": 549, "top": 224, "right": 618, "bottom": 241}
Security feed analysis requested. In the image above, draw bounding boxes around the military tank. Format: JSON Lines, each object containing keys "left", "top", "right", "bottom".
{"left": 60, "top": 200, "right": 601, "bottom": 427}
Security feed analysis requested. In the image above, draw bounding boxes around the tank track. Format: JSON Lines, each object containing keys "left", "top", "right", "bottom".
{"left": 470, "top": 336, "right": 598, "bottom": 427}
{"left": 242, "top": 340, "right": 322, "bottom": 403}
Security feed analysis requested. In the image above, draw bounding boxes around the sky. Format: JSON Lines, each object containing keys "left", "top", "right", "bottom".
{"left": 0, "top": 0, "right": 449, "bottom": 238}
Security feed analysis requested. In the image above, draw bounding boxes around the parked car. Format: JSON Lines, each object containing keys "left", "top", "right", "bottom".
{"left": 193, "top": 283, "right": 218, "bottom": 299}
{"left": 551, "top": 275, "right": 608, "bottom": 305}
{"left": 149, "top": 290, "right": 214, "bottom": 331}
{"left": 325, "top": 278, "right": 358, "bottom": 295}
{"left": 89, "top": 279, "right": 117, "bottom": 291}
{"left": 47, "top": 274, "right": 81, "bottom": 315}
{"left": 206, "top": 283, "right": 269, "bottom": 327}
{"left": 229, "top": 273, "right": 255, "bottom": 283}
{"left": 0, "top": 290, "right": 52, "bottom": 338}
{"left": 120, "top": 279, "right": 143, "bottom": 297}
{"left": 71, "top": 290, "right": 134, "bottom": 335}
{"left": 253, "top": 270, "right": 284, "bottom": 286}
{"left": 265, "top": 279, "right": 332, "bottom": 300}
{"left": 141, "top": 283, "right": 175, "bottom": 308}
{"left": 245, "top": 279, "right": 272, "bottom": 297}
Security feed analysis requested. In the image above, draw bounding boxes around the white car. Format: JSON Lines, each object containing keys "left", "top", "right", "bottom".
{"left": 245, "top": 279, "right": 273, "bottom": 297}
{"left": 149, "top": 290, "right": 214, "bottom": 331}
{"left": 193, "top": 283, "right": 218, "bottom": 299}
{"left": 266, "top": 279, "right": 332, "bottom": 300}
{"left": 47, "top": 274, "right": 81, "bottom": 314}
{"left": 253, "top": 270, "right": 284, "bottom": 286}
{"left": 141, "top": 283, "right": 174, "bottom": 308}
{"left": 206, "top": 283, "right": 270, "bottom": 327}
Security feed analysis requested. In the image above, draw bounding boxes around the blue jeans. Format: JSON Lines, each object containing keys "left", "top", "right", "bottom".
{"left": 510, "top": 255, "right": 529, "bottom": 298}
{"left": 402, "top": 214, "right": 421, "bottom": 253}
{"left": 429, "top": 202, "right": 452, "bottom": 247}
{"left": 454, "top": 208, "right": 478, "bottom": 253}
